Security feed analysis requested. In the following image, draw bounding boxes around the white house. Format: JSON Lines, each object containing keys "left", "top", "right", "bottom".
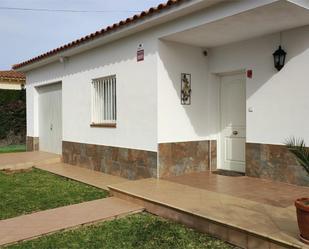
{"left": 14, "top": 0, "right": 309, "bottom": 186}
{"left": 0, "top": 71, "right": 25, "bottom": 90}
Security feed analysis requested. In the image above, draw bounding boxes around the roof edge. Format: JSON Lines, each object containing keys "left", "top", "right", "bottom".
{"left": 0, "top": 70, "right": 25, "bottom": 82}
{"left": 13, "top": 0, "right": 186, "bottom": 71}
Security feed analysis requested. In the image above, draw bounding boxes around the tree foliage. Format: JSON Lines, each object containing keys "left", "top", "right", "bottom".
{"left": 0, "top": 89, "right": 26, "bottom": 144}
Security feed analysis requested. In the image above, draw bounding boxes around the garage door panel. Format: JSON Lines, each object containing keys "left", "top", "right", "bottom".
{"left": 38, "top": 83, "right": 62, "bottom": 155}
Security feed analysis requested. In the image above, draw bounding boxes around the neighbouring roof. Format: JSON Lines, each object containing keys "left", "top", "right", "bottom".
{"left": 12, "top": 0, "right": 184, "bottom": 70}
{"left": 0, "top": 70, "right": 25, "bottom": 82}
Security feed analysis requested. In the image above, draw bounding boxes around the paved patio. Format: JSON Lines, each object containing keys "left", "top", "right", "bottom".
{"left": 0, "top": 151, "right": 60, "bottom": 171}
{"left": 2, "top": 152, "right": 308, "bottom": 248}
{"left": 165, "top": 171, "right": 309, "bottom": 208}
{"left": 36, "top": 162, "right": 129, "bottom": 190}
{"left": 109, "top": 172, "right": 309, "bottom": 249}
{"left": 0, "top": 197, "right": 144, "bottom": 247}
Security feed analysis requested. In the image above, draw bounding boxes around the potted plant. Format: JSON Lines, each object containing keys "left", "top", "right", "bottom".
{"left": 285, "top": 137, "right": 309, "bottom": 245}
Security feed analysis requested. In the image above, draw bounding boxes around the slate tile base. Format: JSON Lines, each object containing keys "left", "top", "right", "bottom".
{"left": 62, "top": 141, "right": 157, "bottom": 180}
{"left": 26, "top": 136, "right": 39, "bottom": 151}
{"left": 158, "top": 140, "right": 217, "bottom": 178}
{"left": 246, "top": 143, "right": 309, "bottom": 187}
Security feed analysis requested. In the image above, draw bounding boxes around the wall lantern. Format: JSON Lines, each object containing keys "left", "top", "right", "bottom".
{"left": 273, "top": 45, "right": 286, "bottom": 71}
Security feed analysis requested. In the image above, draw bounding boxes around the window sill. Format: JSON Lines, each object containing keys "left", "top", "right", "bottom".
{"left": 90, "top": 123, "right": 117, "bottom": 128}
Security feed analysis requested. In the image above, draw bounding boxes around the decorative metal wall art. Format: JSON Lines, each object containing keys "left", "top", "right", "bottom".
{"left": 181, "top": 73, "right": 191, "bottom": 105}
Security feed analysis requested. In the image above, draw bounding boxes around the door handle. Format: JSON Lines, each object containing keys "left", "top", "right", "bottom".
{"left": 233, "top": 131, "right": 238, "bottom": 136}
{"left": 50, "top": 124, "right": 53, "bottom": 131}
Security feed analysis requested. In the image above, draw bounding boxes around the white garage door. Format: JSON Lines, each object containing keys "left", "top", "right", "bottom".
{"left": 38, "top": 83, "right": 62, "bottom": 155}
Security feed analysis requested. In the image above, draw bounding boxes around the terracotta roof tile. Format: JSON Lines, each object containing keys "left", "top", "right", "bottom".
{"left": 0, "top": 70, "right": 25, "bottom": 81}
{"left": 13, "top": 0, "right": 184, "bottom": 70}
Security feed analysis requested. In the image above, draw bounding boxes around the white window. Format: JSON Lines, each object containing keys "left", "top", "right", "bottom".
{"left": 91, "top": 75, "right": 116, "bottom": 126}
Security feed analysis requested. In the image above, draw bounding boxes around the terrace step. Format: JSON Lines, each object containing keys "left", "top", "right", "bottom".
{"left": 0, "top": 151, "right": 60, "bottom": 171}
{"left": 108, "top": 179, "right": 309, "bottom": 249}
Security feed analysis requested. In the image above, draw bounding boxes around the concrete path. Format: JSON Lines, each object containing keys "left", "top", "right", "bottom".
{"left": 0, "top": 151, "right": 60, "bottom": 171}
{"left": 36, "top": 162, "right": 128, "bottom": 190}
{"left": 0, "top": 197, "right": 144, "bottom": 247}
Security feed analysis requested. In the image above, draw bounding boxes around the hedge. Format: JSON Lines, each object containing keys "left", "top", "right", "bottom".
{"left": 0, "top": 89, "right": 25, "bottom": 105}
{"left": 0, "top": 89, "right": 26, "bottom": 144}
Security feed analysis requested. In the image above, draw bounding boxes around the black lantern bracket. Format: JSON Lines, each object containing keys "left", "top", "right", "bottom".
{"left": 273, "top": 45, "right": 286, "bottom": 71}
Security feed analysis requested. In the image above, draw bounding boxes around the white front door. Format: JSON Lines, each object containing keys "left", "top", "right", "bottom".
{"left": 38, "top": 83, "right": 62, "bottom": 155}
{"left": 220, "top": 73, "right": 246, "bottom": 172}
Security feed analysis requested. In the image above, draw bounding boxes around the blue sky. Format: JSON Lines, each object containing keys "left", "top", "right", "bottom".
{"left": 0, "top": 0, "right": 163, "bottom": 69}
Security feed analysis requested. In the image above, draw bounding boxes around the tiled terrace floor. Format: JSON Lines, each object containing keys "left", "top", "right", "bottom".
{"left": 0, "top": 151, "right": 60, "bottom": 171}
{"left": 165, "top": 171, "right": 309, "bottom": 208}
{"left": 36, "top": 162, "right": 129, "bottom": 190}
{"left": 109, "top": 172, "right": 309, "bottom": 249}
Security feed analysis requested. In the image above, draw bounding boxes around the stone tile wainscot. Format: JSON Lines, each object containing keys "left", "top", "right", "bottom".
{"left": 158, "top": 140, "right": 217, "bottom": 178}
{"left": 26, "top": 136, "right": 39, "bottom": 152}
{"left": 246, "top": 143, "right": 309, "bottom": 187}
{"left": 62, "top": 141, "right": 157, "bottom": 180}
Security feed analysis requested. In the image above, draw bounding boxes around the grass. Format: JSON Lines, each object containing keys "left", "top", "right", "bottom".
{"left": 6, "top": 213, "right": 236, "bottom": 249}
{"left": 0, "top": 144, "right": 26, "bottom": 153}
{"left": 0, "top": 168, "right": 108, "bottom": 220}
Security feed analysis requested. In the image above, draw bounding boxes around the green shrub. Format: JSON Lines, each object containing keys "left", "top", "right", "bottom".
{"left": 0, "top": 89, "right": 26, "bottom": 144}
{"left": 0, "top": 89, "right": 25, "bottom": 105}
{"left": 285, "top": 137, "right": 309, "bottom": 175}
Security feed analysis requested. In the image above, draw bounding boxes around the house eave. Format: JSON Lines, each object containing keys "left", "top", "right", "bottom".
{"left": 14, "top": 0, "right": 225, "bottom": 72}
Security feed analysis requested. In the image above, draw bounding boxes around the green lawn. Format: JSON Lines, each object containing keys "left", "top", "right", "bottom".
{"left": 6, "top": 213, "right": 236, "bottom": 249}
{"left": 0, "top": 168, "right": 108, "bottom": 220}
{"left": 0, "top": 144, "right": 26, "bottom": 153}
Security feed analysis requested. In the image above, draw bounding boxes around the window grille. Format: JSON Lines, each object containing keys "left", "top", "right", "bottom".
{"left": 91, "top": 75, "right": 116, "bottom": 125}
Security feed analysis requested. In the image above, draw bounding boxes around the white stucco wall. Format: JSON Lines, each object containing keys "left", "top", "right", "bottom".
{"left": 157, "top": 40, "right": 219, "bottom": 143}
{"left": 209, "top": 25, "right": 309, "bottom": 145}
{"left": 25, "top": 0, "right": 309, "bottom": 152}
{"left": 26, "top": 30, "right": 158, "bottom": 152}
{"left": 0, "top": 81, "right": 22, "bottom": 90}
{"left": 156, "top": 25, "right": 309, "bottom": 146}
{"left": 26, "top": 0, "right": 272, "bottom": 151}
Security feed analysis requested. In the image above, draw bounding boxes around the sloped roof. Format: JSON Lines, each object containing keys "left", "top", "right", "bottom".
{"left": 13, "top": 0, "right": 184, "bottom": 70}
{"left": 0, "top": 70, "right": 25, "bottom": 82}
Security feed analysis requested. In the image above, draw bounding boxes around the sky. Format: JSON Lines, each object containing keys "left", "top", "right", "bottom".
{"left": 0, "top": 0, "right": 164, "bottom": 70}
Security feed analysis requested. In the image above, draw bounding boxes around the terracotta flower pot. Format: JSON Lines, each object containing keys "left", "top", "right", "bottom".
{"left": 295, "top": 198, "right": 309, "bottom": 245}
